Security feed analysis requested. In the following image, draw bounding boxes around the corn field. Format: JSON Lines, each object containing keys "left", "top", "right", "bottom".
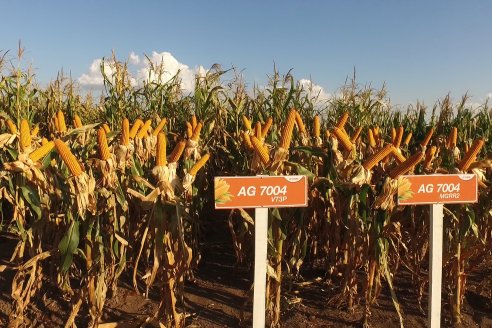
{"left": 0, "top": 50, "right": 491, "bottom": 328}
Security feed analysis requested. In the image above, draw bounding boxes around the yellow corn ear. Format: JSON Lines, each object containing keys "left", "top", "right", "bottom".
{"left": 420, "top": 128, "right": 434, "bottom": 147}
{"left": 41, "top": 137, "right": 49, "bottom": 145}
{"left": 368, "top": 128, "right": 376, "bottom": 148}
{"left": 242, "top": 131, "right": 253, "bottom": 150}
{"left": 389, "top": 151, "right": 424, "bottom": 179}
{"left": 7, "top": 119, "right": 17, "bottom": 134}
{"left": 103, "top": 123, "right": 111, "bottom": 134}
{"left": 191, "top": 114, "right": 197, "bottom": 130}
{"left": 424, "top": 145, "right": 437, "bottom": 168}
{"left": 54, "top": 139, "right": 83, "bottom": 176}
{"left": 458, "top": 138, "right": 484, "bottom": 171}
{"left": 363, "top": 144, "right": 393, "bottom": 170}
{"left": 74, "top": 114, "right": 83, "bottom": 128}
{"left": 391, "top": 146, "right": 407, "bottom": 164}
{"left": 152, "top": 118, "right": 167, "bottom": 136}
{"left": 393, "top": 126, "right": 404, "bottom": 148}
{"left": 242, "top": 115, "right": 252, "bottom": 131}
{"left": 53, "top": 116, "right": 59, "bottom": 132}
{"left": 136, "top": 119, "right": 152, "bottom": 139}
{"left": 447, "top": 127, "right": 457, "bottom": 149}
{"left": 333, "top": 127, "right": 353, "bottom": 151}
{"left": 391, "top": 127, "right": 396, "bottom": 144}
{"left": 97, "top": 128, "right": 111, "bottom": 161}
{"left": 29, "top": 141, "right": 55, "bottom": 162}
{"left": 121, "top": 118, "right": 130, "bottom": 146}
{"left": 351, "top": 126, "right": 363, "bottom": 143}
{"left": 280, "top": 109, "right": 297, "bottom": 149}
{"left": 20, "top": 119, "right": 31, "bottom": 151}
{"left": 186, "top": 122, "right": 193, "bottom": 138}
{"left": 261, "top": 117, "right": 273, "bottom": 138}
{"left": 57, "top": 110, "right": 67, "bottom": 133}
{"left": 189, "top": 153, "right": 210, "bottom": 176}
{"left": 251, "top": 136, "right": 270, "bottom": 165}
{"left": 255, "top": 122, "right": 262, "bottom": 139}
{"left": 31, "top": 125, "right": 39, "bottom": 138}
{"left": 168, "top": 140, "right": 186, "bottom": 163}
{"left": 156, "top": 132, "right": 167, "bottom": 166}
{"left": 129, "top": 119, "right": 143, "bottom": 139}
{"left": 403, "top": 132, "right": 412, "bottom": 146}
{"left": 313, "top": 115, "right": 321, "bottom": 138}
{"left": 325, "top": 130, "right": 331, "bottom": 139}
{"left": 191, "top": 122, "right": 203, "bottom": 141}
{"left": 295, "top": 111, "right": 307, "bottom": 134}
{"left": 336, "top": 112, "right": 349, "bottom": 129}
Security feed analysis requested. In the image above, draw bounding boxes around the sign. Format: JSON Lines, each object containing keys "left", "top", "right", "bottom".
{"left": 214, "top": 175, "right": 308, "bottom": 209}
{"left": 397, "top": 174, "right": 477, "bottom": 205}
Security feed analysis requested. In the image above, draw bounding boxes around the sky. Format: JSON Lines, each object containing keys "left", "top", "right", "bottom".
{"left": 2, "top": 0, "right": 492, "bottom": 108}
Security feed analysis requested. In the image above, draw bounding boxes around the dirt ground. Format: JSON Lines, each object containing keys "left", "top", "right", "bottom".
{"left": 0, "top": 220, "right": 491, "bottom": 328}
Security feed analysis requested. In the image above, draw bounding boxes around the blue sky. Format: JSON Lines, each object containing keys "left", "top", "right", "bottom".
{"left": 2, "top": 0, "right": 492, "bottom": 107}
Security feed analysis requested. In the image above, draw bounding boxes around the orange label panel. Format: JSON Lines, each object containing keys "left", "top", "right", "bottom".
{"left": 398, "top": 174, "right": 478, "bottom": 205}
{"left": 215, "top": 175, "right": 308, "bottom": 209}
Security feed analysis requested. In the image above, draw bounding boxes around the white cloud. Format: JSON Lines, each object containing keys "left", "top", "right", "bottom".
{"left": 78, "top": 51, "right": 206, "bottom": 92}
{"left": 298, "top": 79, "right": 331, "bottom": 103}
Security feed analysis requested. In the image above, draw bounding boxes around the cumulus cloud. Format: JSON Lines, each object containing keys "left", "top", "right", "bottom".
{"left": 298, "top": 79, "right": 331, "bottom": 103}
{"left": 78, "top": 51, "right": 206, "bottom": 92}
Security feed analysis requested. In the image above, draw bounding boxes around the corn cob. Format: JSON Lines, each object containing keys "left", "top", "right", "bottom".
{"left": 242, "top": 115, "right": 252, "bottom": 131}
{"left": 261, "top": 117, "right": 273, "bottom": 138}
{"left": 191, "top": 114, "right": 197, "bottom": 130}
{"left": 458, "top": 138, "right": 484, "bottom": 171}
{"left": 29, "top": 141, "right": 55, "bottom": 162}
{"left": 152, "top": 118, "right": 167, "bottom": 136}
{"left": 41, "top": 137, "right": 49, "bottom": 146}
{"left": 368, "top": 128, "right": 377, "bottom": 148}
{"left": 424, "top": 146, "right": 437, "bottom": 168}
{"left": 420, "top": 127, "right": 434, "bottom": 147}
{"left": 280, "top": 109, "right": 297, "bottom": 149}
{"left": 391, "top": 146, "right": 407, "bottom": 164}
{"left": 189, "top": 153, "right": 210, "bottom": 176}
{"left": 54, "top": 139, "right": 83, "bottom": 176}
{"left": 121, "top": 118, "right": 130, "bottom": 146}
{"left": 336, "top": 112, "right": 349, "bottom": 129}
{"left": 313, "top": 115, "right": 320, "bottom": 138}
{"left": 136, "top": 119, "right": 151, "bottom": 139}
{"left": 403, "top": 132, "right": 412, "bottom": 146}
{"left": 168, "top": 140, "right": 186, "bottom": 163}
{"left": 255, "top": 122, "right": 262, "bottom": 139}
{"left": 325, "top": 130, "right": 331, "bottom": 139}
{"left": 391, "top": 127, "right": 396, "bottom": 144}
{"left": 129, "top": 119, "right": 143, "bottom": 139}
{"left": 333, "top": 127, "right": 353, "bottom": 151}
{"left": 251, "top": 136, "right": 270, "bottom": 165}
{"left": 389, "top": 151, "right": 424, "bottom": 179}
{"left": 31, "top": 125, "right": 39, "bottom": 137}
{"left": 447, "top": 127, "right": 457, "bottom": 149}
{"left": 73, "top": 114, "right": 83, "bottom": 128}
{"left": 97, "top": 128, "right": 111, "bottom": 161}
{"left": 393, "top": 126, "right": 404, "bottom": 149}
{"left": 53, "top": 116, "right": 59, "bottom": 132}
{"left": 191, "top": 122, "right": 203, "bottom": 141}
{"left": 102, "top": 123, "right": 111, "bottom": 134}
{"left": 186, "top": 122, "right": 193, "bottom": 138}
{"left": 156, "top": 132, "right": 167, "bottom": 166}
{"left": 7, "top": 119, "right": 17, "bottom": 134}
{"left": 20, "top": 119, "right": 31, "bottom": 151}
{"left": 363, "top": 144, "right": 393, "bottom": 170}
{"left": 351, "top": 126, "right": 363, "bottom": 143}
{"left": 57, "top": 110, "right": 67, "bottom": 133}
{"left": 465, "top": 142, "right": 469, "bottom": 153}
{"left": 242, "top": 131, "right": 254, "bottom": 150}
{"left": 295, "top": 111, "right": 307, "bottom": 134}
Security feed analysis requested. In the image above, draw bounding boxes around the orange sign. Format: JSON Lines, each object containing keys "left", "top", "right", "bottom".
{"left": 398, "top": 174, "right": 478, "bottom": 205}
{"left": 214, "top": 175, "right": 308, "bottom": 209}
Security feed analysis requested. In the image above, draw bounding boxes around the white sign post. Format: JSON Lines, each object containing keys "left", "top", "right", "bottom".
{"left": 428, "top": 203, "right": 443, "bottom": 328}
{"left": 214, "top": 175, "right": 308, "bottom": 327}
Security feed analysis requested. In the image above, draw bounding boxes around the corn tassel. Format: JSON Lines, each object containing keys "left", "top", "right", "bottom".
{"left": 129, "top": 119, "right": 143, "bottom": 139}
{"left": 156, "top": 132, "right": 167, "bottom": 166}
{"left": 251, "top": 136, "right": 270, "bottom": 165}
{"left": 280, "top": 109, "right": 297, "bottom": 149}
{"left": 189, "top": 153, "right": 210, "bottom": 176}
{"left": 333, "top": 127, "right": 353, "bottom": 152}
{"left": 295, "top": 111, "right": 307, "bottom": 134}
{"left": 29, "top": 141, "right": 55, "bottom": 162}
{"left": 351, "top": 126, "right": 363, "bottom": 143}
{"left": 74, "top": 114, "right": 83, "bottom": 128}
{"left": 121, "top": 118, "right": 130, "bottom": 146}
{"left": 54, "top": 139, "right": 83, "bottom": 176}
{"left": 153, "top": 118, "right": 167, "bottom": 136}
{"left": 97, "top": 128, "right": 111, "bottom": 161}
{"left": 336, "top": 112, "right": 349, "bottom": 129}
{"left": 136, "top": 119, "right": 152, "bottom": 139}
{"left": 57, "top": 110, "right": 67, "bottom": 133}
{"left": 313, "top": 115, "right": 320, "bottom": 138}
{"left": 191, "top": 122, "right": 203, "bottom": 141}
{"left": 363, "top": 144, "right": 393, "bottom": 170}
{"left": 168, "top": 140, "right": 186, "bottom": 163}
{"left": 7, "top": 119, "right": 17, "bottom": 134}
{"left": 261, "top": 117, "right": 273, "bottom": 138}
{"left": 242, "top": 115, "right": 252, "bottom": 131}
{"left": 458, "top": 138, "right": 484, "bottom": 171}
{"left": 421, "top": 128, "right": 434, "bottom": 147}
{"left": 20, "top": 119, "right": 31, "bottom": 151}
{"left": 389, "top": 151, "right": 424, "bottom": 179}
